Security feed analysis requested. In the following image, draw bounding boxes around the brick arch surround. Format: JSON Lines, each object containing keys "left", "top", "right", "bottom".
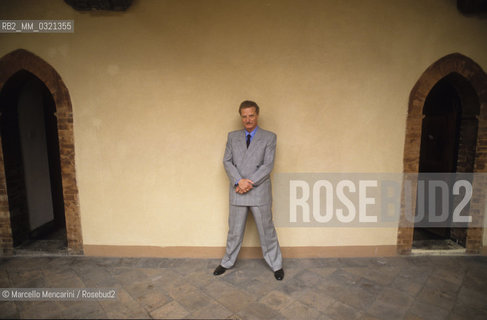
{"left": 0, "top": 49, "right": 83, "bottom": 255}
{"left": 397, "top": 53, "right": 487, "bottom": 254}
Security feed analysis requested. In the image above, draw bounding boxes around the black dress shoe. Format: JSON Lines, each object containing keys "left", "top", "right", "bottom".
{"left": 213, "top": 265, "right": 227, "bottom": 276}
{"left": 274, "top": 268, "right": 284, "bottom": 280}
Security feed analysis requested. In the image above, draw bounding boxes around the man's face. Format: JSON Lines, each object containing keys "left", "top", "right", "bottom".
{"left": 240, "top": 107, "right": 259, "bottom": 132}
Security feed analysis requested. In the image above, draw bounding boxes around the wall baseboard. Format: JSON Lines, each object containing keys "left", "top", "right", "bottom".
{"left": 83, "top": 244, "right": 399, "bottom": 258}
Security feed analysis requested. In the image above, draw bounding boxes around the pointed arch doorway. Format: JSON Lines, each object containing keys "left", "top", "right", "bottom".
{"left": 397, "top": 53, "right": 487, "bottom": 254}
{"left": 0, "top": 49, "right": 83, "bottom": 255}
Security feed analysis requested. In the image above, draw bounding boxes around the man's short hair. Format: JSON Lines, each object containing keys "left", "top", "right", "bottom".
{"left": 239, "top": 100, "right": 260, "bottom": 115}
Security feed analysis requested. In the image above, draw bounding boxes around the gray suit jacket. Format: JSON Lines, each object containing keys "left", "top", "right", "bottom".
{"left": 223, "top": 127, "right": 276, "bottom": 206}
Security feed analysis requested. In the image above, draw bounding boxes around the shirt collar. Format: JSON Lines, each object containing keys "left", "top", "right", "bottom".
{"left": 246, "top": 126, "right": 258, "bottom": 139}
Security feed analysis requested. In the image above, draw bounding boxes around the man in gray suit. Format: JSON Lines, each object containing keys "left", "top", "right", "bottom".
{"left": 213, "top": 100, "right": 284, "bottom": 280}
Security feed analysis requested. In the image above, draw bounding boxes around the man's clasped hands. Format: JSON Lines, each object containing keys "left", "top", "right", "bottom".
{"left": 236, "top": 178, "right": 254, "bottom": 194}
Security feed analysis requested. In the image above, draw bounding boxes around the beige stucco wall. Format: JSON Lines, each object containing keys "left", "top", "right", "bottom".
{"left": 1, "top": 0, "right": 487, "bottom": 250}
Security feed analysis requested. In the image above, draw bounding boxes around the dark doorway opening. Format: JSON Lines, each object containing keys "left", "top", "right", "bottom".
{"left": 0, "top": 70, "right": 67, "bottom": 254}
{"left": 413, "top": 73, "right": 480, "bottom": 250}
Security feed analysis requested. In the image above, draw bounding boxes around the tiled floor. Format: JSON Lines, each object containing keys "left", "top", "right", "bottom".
{"left": 0, "top": 255, "right": 486, "bottom": 319}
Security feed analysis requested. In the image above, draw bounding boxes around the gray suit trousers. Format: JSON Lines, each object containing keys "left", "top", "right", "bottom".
{"left": 221, "top": 204, "right": 283, "bottom": 271}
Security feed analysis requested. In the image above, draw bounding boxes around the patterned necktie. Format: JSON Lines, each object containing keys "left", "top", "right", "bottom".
{"left": 246, "top": 134, "right": 251, "bottom": 148}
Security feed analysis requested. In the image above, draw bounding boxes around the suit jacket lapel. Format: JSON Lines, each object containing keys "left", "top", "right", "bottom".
{"left": 234, "top": 130, "right": 247, "bottom": 160}
{"left": 243, "top": 128, "right": 262, "bottom": 160}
